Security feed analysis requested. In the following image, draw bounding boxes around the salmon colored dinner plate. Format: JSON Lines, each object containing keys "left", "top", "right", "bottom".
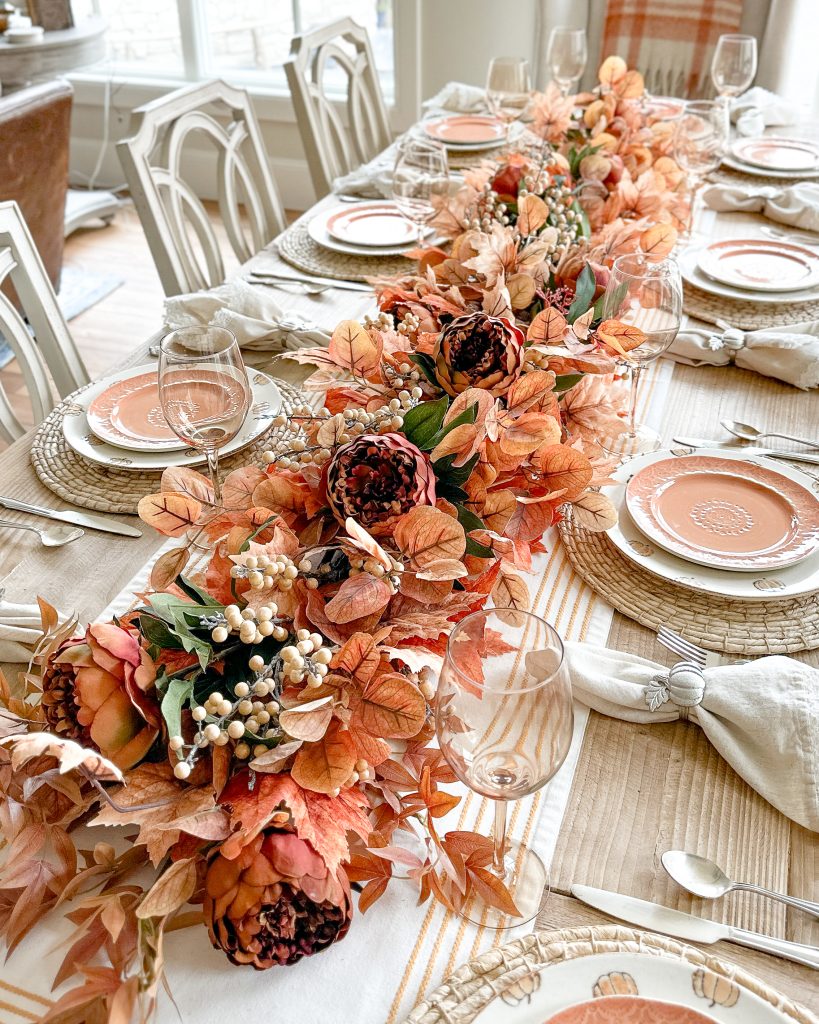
{"left": 697, "top": 238, "right": 819, "bottom": 293}
{"left": 87, "top": 370, "right": 184, "bottom": 451}
{"left": 423, "top": 115, "right": 506, "bottom": 148}
{"left": 625, "top": 455, "right": 819, "bottom": 572}
{"left": 731, "top": 136, "right": 819, "bottom": 173}
{"left": 545, "top": 996, "right": 718, "bottom": 1023}
{"left": 325, "top": 201, "right": 418, "bottom": 247}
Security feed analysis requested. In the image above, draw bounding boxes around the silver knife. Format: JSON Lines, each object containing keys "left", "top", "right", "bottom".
{"left": 672, "top": 437, "right": 819, "bottom": 466}
{"left": 572, "top": 884, "right": 819, "bottom": 968}
{"left": 0, "top": 496, "right": 142, "bottom": 538}
{"left": 246, "top": 272, "right": 372, "bottom": 293}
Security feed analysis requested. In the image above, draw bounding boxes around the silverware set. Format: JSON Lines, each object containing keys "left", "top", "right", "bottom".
{"left": 0, "top": 495, "right": 141, "bottom": 542}
{"left": 244, "top": 271, "right": 372, "bottom": 294}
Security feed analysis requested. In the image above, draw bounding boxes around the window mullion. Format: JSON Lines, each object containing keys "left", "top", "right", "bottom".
{"left": 176, "top": 0, "right": 209, "bottom": 80}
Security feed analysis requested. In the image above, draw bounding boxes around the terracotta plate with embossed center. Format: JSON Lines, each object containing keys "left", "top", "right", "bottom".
{"left": 625, "top": 456, "right": 819, "bottom": 571}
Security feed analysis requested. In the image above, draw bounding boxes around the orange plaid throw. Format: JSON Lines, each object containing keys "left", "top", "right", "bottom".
{"left": 601, "top": 0, "right": 743, "bottom": 97}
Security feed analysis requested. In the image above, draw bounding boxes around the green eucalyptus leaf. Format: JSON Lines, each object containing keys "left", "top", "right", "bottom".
{"left": 402, "top": 396, "right": 449, "bottom": 448}
{"left": 465, "top": 535, "right": 494, "bottom": 559}
{"left": 456, "top": 503, "right": 486, "bottom": 534}
{"left": 409, "top": 352, "right": 439, "bottom": 386}
{"left": 567, "top": 264, "right": 597, "bottom": 323}
{"left": 424, "top": 403, "right": 477, "bottom": 451}
{"left": 553, "top": 373, "right": 584, "bottom": 394}
{"left": 139, "top": 614, "right": 183, "bottom": 651}
{"left": 161, "top": 675, "right": 195, "bottom": 742}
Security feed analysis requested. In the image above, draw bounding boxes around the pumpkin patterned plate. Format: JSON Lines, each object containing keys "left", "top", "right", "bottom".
{"left": 474, "top": 951, "right": 790, "bottom": 1023}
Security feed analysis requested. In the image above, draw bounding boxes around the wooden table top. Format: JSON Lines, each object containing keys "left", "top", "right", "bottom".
{"left": 1, "top": 205, "right": 817, "bottom": 1015}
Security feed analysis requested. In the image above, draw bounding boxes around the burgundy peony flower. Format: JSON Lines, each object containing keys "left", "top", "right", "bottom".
{"left": 323, "top": 432, "right": 436, "bottom": 536}
{"left": 40, "top": 623, "right": 159, "bottom": 770}
{"left": 433, "top": 312, "right": 525, "bottom": 398}
{"left": 204, "top": 829, "right": 352, "bottom": 968}
{"left": 490, "top": 157, "right": 527, "bottom": 203}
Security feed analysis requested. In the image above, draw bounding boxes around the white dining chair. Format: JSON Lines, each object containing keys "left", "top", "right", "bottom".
{"left": 285, "top": 17, "right": 392, "bottom": 199}
{"left": 0, "top": 201, "right": 88, "bottom": 444}
{"left": 117, "top": 79, "right": 286, "bottom": 297}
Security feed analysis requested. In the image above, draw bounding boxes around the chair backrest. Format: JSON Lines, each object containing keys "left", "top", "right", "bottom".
{"left": 117, "top": 79, "right": 286, "bottom": 297}
{"left": 0, "top": 201, "right": 88, "bottom": 443}
{"left": 285, "top": 17, "right": 391, "bottom": 198}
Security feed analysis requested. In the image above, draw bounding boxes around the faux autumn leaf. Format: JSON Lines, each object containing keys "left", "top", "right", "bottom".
{"left": 596, "top": 319, "right": 646, "bottom": 358}
{"left": 571, "top": 490, "right": 618, "bottom": 531}
{"left": 344, "top": 517, "right": 392, "bottom": 572}
{"left": 527, "top": 307, "right": 566, "bottom": 345}
{"left": 136, "top": 857, "right": 198, "bottom": 919}
{"left": 291, "top": 719, "right": 357, "bottom": 794}
{"left": 640, "top": 223, "right": 677, "bottom": 257}
{"left": 498, "top": 412, "right": 559, "bottom": 456}
{"left": 505, "top": 369, "right": 559, "bottom": 418}
{"left": 138, "top": 491, "right": 203, "bottom": 537}
{"left": 149, "top": 546, "right": 190, "bottom": 591}
{"left": 415, "top": 558, "right": 468, "bottom": 582}
{"left": 324, "top": 573, "right": 392, "bottom": 624}
{"left": 160, "top": 466, "right": 214, "bottom": 503}
{"left": 221, "top": 466, "right": 266, "bottom": 510}
{"left": 354, "top": 673, "right": 426, "bottom": 740}
{"left": 328, "top": 319, "right": 383, "bottom": 376}
{"left": 490, "top": 568, "right": 530, "bottom": 617}
{"left": 279, "top": 696, "right": 333, "bottom": 742}
{"left": 0, "top": 733, "right": 123, "bottom": 782}
{"left": 506, "top": 273, "right": 536, "bottom": 309}
{"left": 517, "top": 193, "right": 549, "bottom": 235}
{"left": 329, "top": 632, "right": 381, "bottom": 684}
{"left": 394, "top": 505, "right": 466, "bottom": 568}
{"left": 536, "top": 444, "right": 594, "bottom": 501}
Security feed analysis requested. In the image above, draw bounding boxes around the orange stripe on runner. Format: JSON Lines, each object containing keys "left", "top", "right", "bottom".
{"left": 0, "top": 984, "right": 51, "bottom": 1008}
{"left": 0, "top": 998, "right": 42, "bottom": 1022}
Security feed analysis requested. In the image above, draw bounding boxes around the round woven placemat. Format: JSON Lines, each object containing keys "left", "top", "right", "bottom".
{"left": 683, "top": 280, "right": 819, "bottom": 330}
{"left": 558, "top": 512, "right": 819, "bottom": 654}
{"left": 405, "top": 925, "right": 813, "bottom": 1023}
{"left": 30, "top": 379, "right": 302, "bottom": 516}
{"left": 711, "top": 165, "right": 813, "bottom": 189}
{"left": 277, "top": 218, "right": 416, "bottom": 283}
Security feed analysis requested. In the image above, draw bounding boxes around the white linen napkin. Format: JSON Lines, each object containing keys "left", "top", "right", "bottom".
{"left": 702, "top": 181, "right": 819, "bottom": 233}
{"left": 667, "top": 321, "right": 819, "bottom": 389}
{"left": 164, "top": 278, "right": 331, "bottom": 352}
{"left": 565, "top": 643, "right": 819, "bottom": 832}
{"left": 731, "top": 86, "right": 800, "bottom": 128}
{"left": 422, "top": 81, "right": 489, "bottom": 114}
{"left": 0, "top": 596, "right": 51, "bottom": 663}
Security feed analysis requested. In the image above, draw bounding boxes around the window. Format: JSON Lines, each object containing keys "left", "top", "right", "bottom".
{"left": 71, "top": 0, "right": 395, "bottom": 99}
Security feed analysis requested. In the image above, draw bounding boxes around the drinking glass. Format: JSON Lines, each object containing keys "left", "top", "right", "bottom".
{"left": 485, "top": 56, "right": 532, "bottom": 127}
{"left": 435, "top": 608, "right": 574, "bottom": 927}
{"left": 598, "top": 254, "right": 683, "bottom": 456}
{"left": 158, "top": 325, "right": 251, "bottom": 502}
{"left": 391, "top": 137, "right": 450, "bottom": 245}
{"left": 674, "top": 99, "right": 729, "bottom": 240}
{"left": 711, "top": 33, "right": 757, "bottom": 98}
{"left": 546, "top": 27, "right": 587, "bottom": 96}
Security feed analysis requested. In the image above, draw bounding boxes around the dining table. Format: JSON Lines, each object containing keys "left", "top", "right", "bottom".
{"left": 0, "top": 129, "right": 817, "bottom": 1022}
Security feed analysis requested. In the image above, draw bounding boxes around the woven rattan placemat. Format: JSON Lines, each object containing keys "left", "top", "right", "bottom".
{"left": 405, "top": 925, "right": 813, "bottom": 1023}
{"left": 30, "top": 380, "right": 301, "bottom": 516}
{"left": 558, "top": 512, "right": 819, "bottom": 654}
{"left": 683, "top": 280, "right": 819, "bottom": 330}
{"left": 277, "top": 218, "right": 417, "bottom": 283}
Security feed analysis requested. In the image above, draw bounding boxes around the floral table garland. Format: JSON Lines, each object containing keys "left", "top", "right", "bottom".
{"left": 0, "top": 57, "right": 688, "bottom": 1023}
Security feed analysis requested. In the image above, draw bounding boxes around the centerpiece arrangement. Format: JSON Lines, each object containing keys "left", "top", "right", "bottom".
{"left": 0, "top": 55, "right": 685, "bottom": 1023}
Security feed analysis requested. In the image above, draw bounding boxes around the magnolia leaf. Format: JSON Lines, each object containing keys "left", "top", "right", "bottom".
{"left": 136, "top": 857, "right": 198, "bottom": 919}
{"left": 221, "top": 466, "right": 266, "bottom": 510}
{"left": 0, "top": 734, "right": 122, "bottom": 782}
{"left": 328, "top": 319, "right": 382, "bottom": 375}
{"left": 355, "top": 672, "right": 427, "bottom": 740}
{"left": 571, "top": 490, "right": 618, "bottom": 531}
{"left": 525, "top": 648, "right": 562, "bottom": 682}
{"left": 536, "top": 445, "right": 594, "bottom": 501}
{"left": 324, "top": 573, "right": 392, "bottom": 624}
{"left": 291, "top": 720, "right": 357, "bottom": 794}
{"left": 160, "top": 466, "right": 213, "bottom": 503}
{"left": 249, "top": 738, "right": 304, "bottom": 773}
{"left": 393, "top": 505, "right": 466, "bottom": 568}
{"left": 415, "top": 558, "right": 468, "bottom": 582}
{"left": 149, "top": 546, "right": 190, "bottom": 591}
{"left": 138, "top": 491, "right": 203, "bottom": 537}
{"left": 279, "top": 700, "right": 333, "bottom": 742}
{"left": 517, "top": 194, "right": 549, "bottom": 235}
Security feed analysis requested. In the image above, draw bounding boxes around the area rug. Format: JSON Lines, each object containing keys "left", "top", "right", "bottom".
{"left": 0, "top": 264, "right": 124, "bottom": 369}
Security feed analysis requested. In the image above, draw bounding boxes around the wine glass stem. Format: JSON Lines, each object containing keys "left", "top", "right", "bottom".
{"left": 492, "top": 799, "right": 508, "bottom": 877}
{"left": 627, "top": 363, "right": 643, "bottom": 438}
{"left": 205, "top": 447, "right": 222, "bottom": 503}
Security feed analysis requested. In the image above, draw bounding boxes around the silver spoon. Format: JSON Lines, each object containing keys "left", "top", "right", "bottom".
{"left": 662, "top": 850, "right": 819, "bottom": 918}
{"left": 0, "top": 519, "right": 84, "bottom": 547}
{"left": 761, "top": 226, "right": 819, "bottom": 248}
{"left": 721, "top": 418, "right": 819, "bottom": 450}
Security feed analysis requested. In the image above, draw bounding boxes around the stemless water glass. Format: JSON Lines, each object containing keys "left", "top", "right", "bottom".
{"left": 711, "top": 33, "right": 757, "bottom": 99}
{"left": 485, "top": 56, "right": 532, "bottom": 127}
{"left": 546, "top": 27, "right": 587, "bottom": 96}
{"left": 391, "top": 137, "right": 449, "bottom": 245}
{"left": 158, "top": 325, "right": 251, "bottom": 502}
{"left": 599, "top": 254, "right": 682, "bottom": 456}
{"left": 674, "top": 99, "right": 729, "bottom": 239}
{"left": 435, "top": 608, "right": 574, "bottom": 928}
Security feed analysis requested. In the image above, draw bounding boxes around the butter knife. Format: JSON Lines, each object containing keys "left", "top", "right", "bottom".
{"left": 0, "top": 496, "right": 142, "bottom": 538}
{"left": 572, "top": 884, "right": 819, "bottom": 968}
{"left": 246, "top": 272, "right": 372, "bottom": 293}
{"left": 672, "top": 437, "right": 819, "bottom": 466}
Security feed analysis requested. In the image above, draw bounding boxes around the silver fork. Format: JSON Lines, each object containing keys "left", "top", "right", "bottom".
{"left": 656, "top": 626, "right": 708, "bottom": 669}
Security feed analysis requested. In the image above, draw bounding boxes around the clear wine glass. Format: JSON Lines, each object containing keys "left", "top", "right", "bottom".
{"left": 546, "top": 27, "right": 587, "bottom": 96}
{"left": 158, "top": 325, "right": 251, "bottom": 502}
{"left": 485, "top": 56, "right": 532, "bottom": 128}
{"left": 598, "top": 254, "right": 683, "bottom": 457}
{"left": 674, "top": 99, "right": 729, "bottom": 241}
{"left": 435, "top": 608, "right": 574, "bottom": 928}
{"left": 711, "top": 33, "right": 757, "bottom": 99}
{"left": 391, "top": 137, "right": 449, "bottom": 245}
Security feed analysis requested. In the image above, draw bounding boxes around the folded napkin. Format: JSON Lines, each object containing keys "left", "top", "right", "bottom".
{"left": 0, "top": 596, "right": 51, "bottom": 663}
{"left": 703, "top": 181, "right": 819, "bottom": 233}
{"left": 164, "top": 278, "right": 330, "bottom": 352}
{"left": 667, "top": 321, "right": 819, "bottom": 389}
{"left": 422, "top": 81, "right": 489, "bottom": 114}
{"left": 731, "top": 86, "right": 800, "bottom": 128}
{"left": 565, "top": 643, "right": 819, "bottom": 832}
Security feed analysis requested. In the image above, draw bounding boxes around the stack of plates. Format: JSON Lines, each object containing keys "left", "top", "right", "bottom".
{"left": 681, "top": 236, "right": 819, "bottom": 304}
{"left": 422, "top": 114, "right": 507, "bottom": 151}
{"left": 308, "top": 200, "right": 433, "bottom": 257}
{"left": 723, "top": 136, "right": 819, "bottom": 179}
{"left": 63, "top": 364, "right": 281, "bottom": 472}
{"left": 606, "top": 449, "right": 819, "bottom": 600}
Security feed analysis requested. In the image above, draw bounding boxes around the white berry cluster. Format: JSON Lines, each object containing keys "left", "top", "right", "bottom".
{"left": 467, "top": 182, "right": 510, "bottom": 232}
{"left": 210, "top": 602, "right": 289, "bottom": 645}
{"left": 280, "top": 629, "right": 332, "bottom": 688}
{"left": 519, "top": 175, "right": 579, "bottom": 249}
{"left": 524, "top": 344, "right": 550, "bottom": 371}
{"left": 348, "top": 551, "right": 404, "bottom": 593}
{"left": 229, "top": 552, "right": 299, "bottom": 594}
{"left": 363, "top": 310, "right": 394, "bottom": 331}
